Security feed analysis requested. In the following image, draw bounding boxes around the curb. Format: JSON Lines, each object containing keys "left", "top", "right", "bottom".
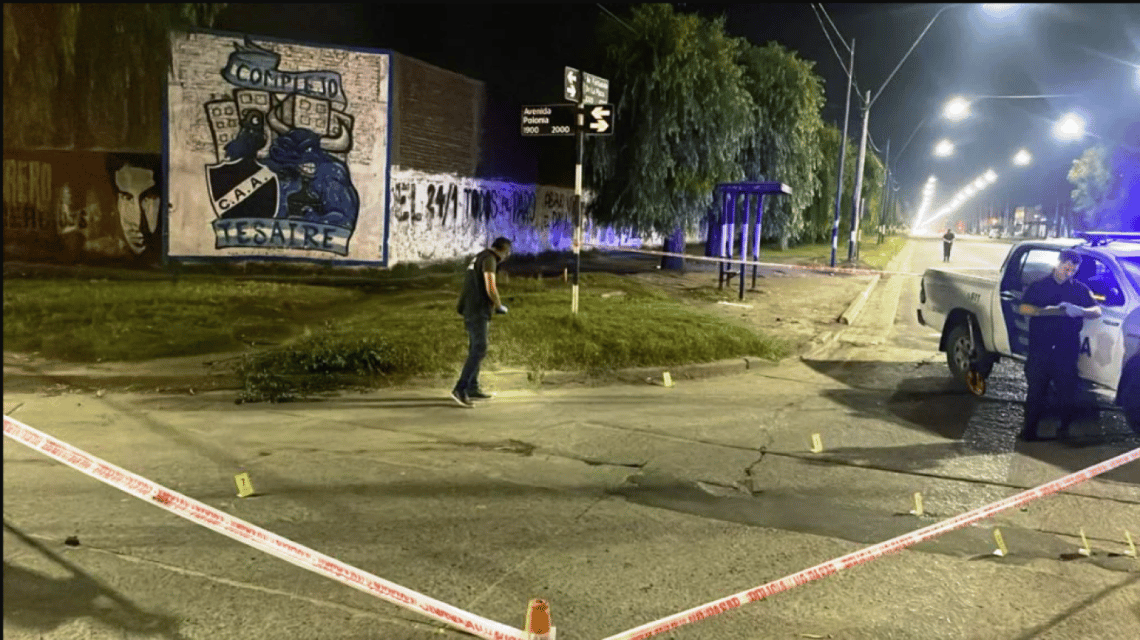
{"left": 837, "top": 274, "right": 880, "bottom": 325}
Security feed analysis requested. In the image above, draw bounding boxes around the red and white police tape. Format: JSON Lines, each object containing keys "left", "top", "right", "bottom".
{"left": 580, "top": 242, "right": 926, "bottom": 278}
{"left": 2, "top": 415, "right": 528, "bottom": 640}
{"left": 601, "top": 446, "right": 1139, "bottom": 640}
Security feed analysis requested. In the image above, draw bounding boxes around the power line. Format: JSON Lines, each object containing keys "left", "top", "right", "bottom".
{"left": 817, "top": 3, "right": 852, "bottom": 53}
{"left": 596, "top": 4, "right": 637, "bottom": 35}
{"left": 810, "top": 3, "right": 857, "bottom": 87}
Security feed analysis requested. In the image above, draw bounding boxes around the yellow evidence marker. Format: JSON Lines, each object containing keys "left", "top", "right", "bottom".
{"left": 910, "top": 492, "right": 924, "bottom": 517}
{"left": 662, "top": 372, "right": 674, "bottom": 387}
{"left": 992, "top": 528, "right": 1008, "bottom": 557}
{"left": 1125, "top": 531, "right": 1137, "bottom": 557}
{"left": 1078, "top": 528, "right": 1092, "bottom": 557}
{"left": 810, "top": 433, "right": 823, "bottom": 453}
{"left": 234, "top": 472, "right": 255, "bottom": 498}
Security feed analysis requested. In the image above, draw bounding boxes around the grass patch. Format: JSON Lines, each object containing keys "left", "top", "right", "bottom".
{"left": 2, "top": 278, "right": 361, "bottom": 362}
{"left": 2, "top": 269, "right": 788, "bottom": 402}
{"left": 679, "top": 233, "right": 902, "bottom": 270}
{"left": 235, "top": 272, "right": 785, "bottom": 402}
{"left": 707, "top": 234, "right": 908, "bottom": 271}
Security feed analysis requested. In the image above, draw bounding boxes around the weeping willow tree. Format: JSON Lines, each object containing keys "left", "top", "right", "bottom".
{"left": 736, "top": 42, "right": 825, "bottom": 250}
{"left": 3, "top": 3, "right": 225, "bottom": 151}
{"left": 585, "top": 4, "right": 753, "bottom": 237}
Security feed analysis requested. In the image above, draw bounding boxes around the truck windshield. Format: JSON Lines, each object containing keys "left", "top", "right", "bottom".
{"left": 1121, "top": 257, "right": 1140, "bottom": 293}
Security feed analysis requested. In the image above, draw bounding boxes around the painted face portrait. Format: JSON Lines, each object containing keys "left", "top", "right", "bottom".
{"left": 114, "top": 164, "right": 160, "bottom": 255}
{"left": 57, "top": 184, "right": 77, "bottom": 232}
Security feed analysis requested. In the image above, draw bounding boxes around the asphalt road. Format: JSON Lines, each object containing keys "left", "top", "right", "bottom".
{"left": 4, "top": 236, "right": 1138, "bottom": 640}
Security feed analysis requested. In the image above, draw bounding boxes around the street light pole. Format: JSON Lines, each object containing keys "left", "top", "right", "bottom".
{"left": 878, "top": 138, "right": 890, "bottom": 244}
{"left": 829, "top": 38, "right": 856, "bottom": 268}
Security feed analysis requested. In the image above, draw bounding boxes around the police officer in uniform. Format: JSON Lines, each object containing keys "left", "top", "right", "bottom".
{"left": 1016, "top": 250, "right": 1101, "bottom": 440}
{"left": 452, "top": 237, "right": 512, "bottom": 407}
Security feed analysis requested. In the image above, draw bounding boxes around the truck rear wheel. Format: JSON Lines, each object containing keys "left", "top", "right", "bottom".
{"left": 947, "top": 322, "right": 994, "bottom": 393}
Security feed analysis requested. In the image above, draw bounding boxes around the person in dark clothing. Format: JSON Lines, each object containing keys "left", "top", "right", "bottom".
{"left": 1016, "top": 250, "right": 1101, "bottom": 440}
{"left": 942, "top": 228, "right": 956, "bottom": 262}
{"left": 452, "top": 237, "right": 512, "bottom": 408}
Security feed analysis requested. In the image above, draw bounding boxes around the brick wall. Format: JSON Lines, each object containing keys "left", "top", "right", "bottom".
{"left": 391, "top": 54, "right": 486, "bottom": 176}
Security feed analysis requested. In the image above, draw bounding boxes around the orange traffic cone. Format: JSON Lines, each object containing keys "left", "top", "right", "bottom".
{"left": 525, "top": 598, "right": 555, "bottom": 640}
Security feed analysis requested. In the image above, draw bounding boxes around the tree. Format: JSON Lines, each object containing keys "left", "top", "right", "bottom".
{"left": 586, "top": 4, "right": 753, "bottom": 236}
{"left": 1068, "top": 144, "right": 1112, "bottom": 229}
{"left": 3, "top": 3, "right": 225, "bottom": 151}
{"left": 859, "top": 149, "right": 885, "bottom": 237}
{"left": 735, "top": 42, "right": 825, "bottom": 249}
{"left": 1068, "top": 136, "right": 1140, "bottom": 232}
{"left": 802, "top": 124, "right": 858, "bottom": 244}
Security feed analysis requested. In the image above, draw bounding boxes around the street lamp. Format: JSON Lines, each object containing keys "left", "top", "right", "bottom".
{"left": 1054, "top": 112, "right": 1086, "bottom": 141}
{"left": 982, "top": 4, "right": 1019, "bottom": 16}
{"left": 1012, "top": 148, "right": 1032, "bottom": 165}
{"left": 943, "top": 96, "right": 970, "bottom": 121}
{"left": 934, "top": 139, "right": 954, "bottom": 157}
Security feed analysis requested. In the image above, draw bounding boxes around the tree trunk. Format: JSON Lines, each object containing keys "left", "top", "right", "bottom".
{"left": 661, "top": 227, "right": 685, "bottom": 271}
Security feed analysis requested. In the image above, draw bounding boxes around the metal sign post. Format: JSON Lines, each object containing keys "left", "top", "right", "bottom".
{"left": 538, "top": 67, "right": 611, "bottom": 313}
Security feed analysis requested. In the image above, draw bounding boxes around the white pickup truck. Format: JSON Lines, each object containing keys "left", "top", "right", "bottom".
{"left": 917, "top": 232, "right": 1140, "bottom": 432}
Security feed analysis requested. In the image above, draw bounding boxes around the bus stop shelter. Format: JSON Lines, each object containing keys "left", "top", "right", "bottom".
{"left": 711, "top": 181, "right": 792, "bottom": 300}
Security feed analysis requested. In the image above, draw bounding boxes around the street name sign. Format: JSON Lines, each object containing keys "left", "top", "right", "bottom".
{"left": 521, "top": 104, "right": 577, "bottom": 136}
{"left": 582, "top": 72, "right": 609, "bottom": 104}
{"left": 585, "top": 103, "right": 614, "bottom": 135}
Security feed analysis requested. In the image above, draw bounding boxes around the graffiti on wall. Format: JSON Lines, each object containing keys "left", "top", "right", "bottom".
{"left": 386, "top": 167, "right": 654, "bottom": 265}
{"left": 3, "top": 153, "right": 163, "bottom": 265}
{"left": 168, "top": 32, "right": 388, "bottom": 263}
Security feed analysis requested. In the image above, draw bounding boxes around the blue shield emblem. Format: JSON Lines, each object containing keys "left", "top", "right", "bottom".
{"left": 206, "top": 157, "right": 279, "bottom": 219}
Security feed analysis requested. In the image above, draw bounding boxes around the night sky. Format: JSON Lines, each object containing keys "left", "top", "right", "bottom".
{"left": 213, "top": 3, "right": 1140, "bottom": 218}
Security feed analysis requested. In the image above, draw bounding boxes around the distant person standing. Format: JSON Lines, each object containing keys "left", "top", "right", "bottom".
{"left": 452, "top": 237, "right": 512, "bottom": 408}
{"left": 1016, "top": 250, "right": 1101, "bottom": 441}
{"left": 942, "top": 228, "right": 956, "bottom": 262}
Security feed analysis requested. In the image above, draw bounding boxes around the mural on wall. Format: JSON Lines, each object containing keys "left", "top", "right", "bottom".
{"left": 168, "top": 32, "right": 389, "bottom": 263}
{"left": 387, "top": 167, "right": 659, "bottom": 265}
{"left": 3, "top": 153, "right": 163, "bottom": 265}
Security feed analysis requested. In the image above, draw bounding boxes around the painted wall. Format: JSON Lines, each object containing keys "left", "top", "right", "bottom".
{"left": 167, "top": 31, "right": 391, "bottom": 265}
{"left": 387, "top": 167, "right": 655, "bottom": 265}
{"left": 3, "top": 151, "right": 163, "bottom": 265}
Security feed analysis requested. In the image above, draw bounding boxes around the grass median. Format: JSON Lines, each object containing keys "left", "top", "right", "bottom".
{"left": 4, "top": 271, "right": 787, "bottom": 402}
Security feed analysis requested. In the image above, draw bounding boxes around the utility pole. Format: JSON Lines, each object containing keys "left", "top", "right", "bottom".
{"left": 848, "top": 89, "right": 871, "bottom": 263}
{"left": 829, "top": 38, "right": 856, "bottom": 268}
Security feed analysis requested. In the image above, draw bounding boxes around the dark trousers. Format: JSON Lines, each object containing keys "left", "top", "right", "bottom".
{"left": 455, "top": 316, "right": 488, "bottom": 393}
{"left": 1023, "top": 348, "right": 1079, "bottom": 436}
{"left": 943, "top": 243, "right": 952, "bottom": 261}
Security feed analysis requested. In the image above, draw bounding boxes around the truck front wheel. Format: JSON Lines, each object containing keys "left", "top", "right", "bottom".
{"left": 947, "top": 322, "right": 995, "bottom": 393}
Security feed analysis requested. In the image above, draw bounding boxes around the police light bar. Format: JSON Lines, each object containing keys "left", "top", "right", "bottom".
{"left": 1074, "top": 231, "right": 1140, "bottom": 246}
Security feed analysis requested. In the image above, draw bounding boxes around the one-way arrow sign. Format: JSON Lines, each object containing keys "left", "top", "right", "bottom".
{"left": 586, "top": 103, "right": 613, "bottom": 135}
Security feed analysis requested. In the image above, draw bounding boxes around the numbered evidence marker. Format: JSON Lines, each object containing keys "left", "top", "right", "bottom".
{"left": 662, "top": 372, "right": 674, "bottom": 388}
{"left": 1125, "top": 530, "right": 1137, "bottom": 557}
{"left": 910, "top": 492, "right": 924, "bottom": 517}
{"left": 1078, "top": 528, "right": 1092, "bottom": 557}
{"left": 810, "top": 433, "right": 823, "bottom": 454}
{"left": 992, "top": 528, "right": 1009, "bottom": 557}
{"left": 234, "top": 472, "right": 255, "bottom": 498}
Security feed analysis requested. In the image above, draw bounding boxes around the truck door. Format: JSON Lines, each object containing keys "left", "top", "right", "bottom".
{"left": 1073, "top": 255, "right": 1127, "bottom": 390}
{"left": 999, "top": 247, "right": 1062, "bottom": 357}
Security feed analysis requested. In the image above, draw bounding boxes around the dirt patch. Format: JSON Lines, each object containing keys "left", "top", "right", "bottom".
{"left": 627, "top": 267, "right": 875, "bottom": 355}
